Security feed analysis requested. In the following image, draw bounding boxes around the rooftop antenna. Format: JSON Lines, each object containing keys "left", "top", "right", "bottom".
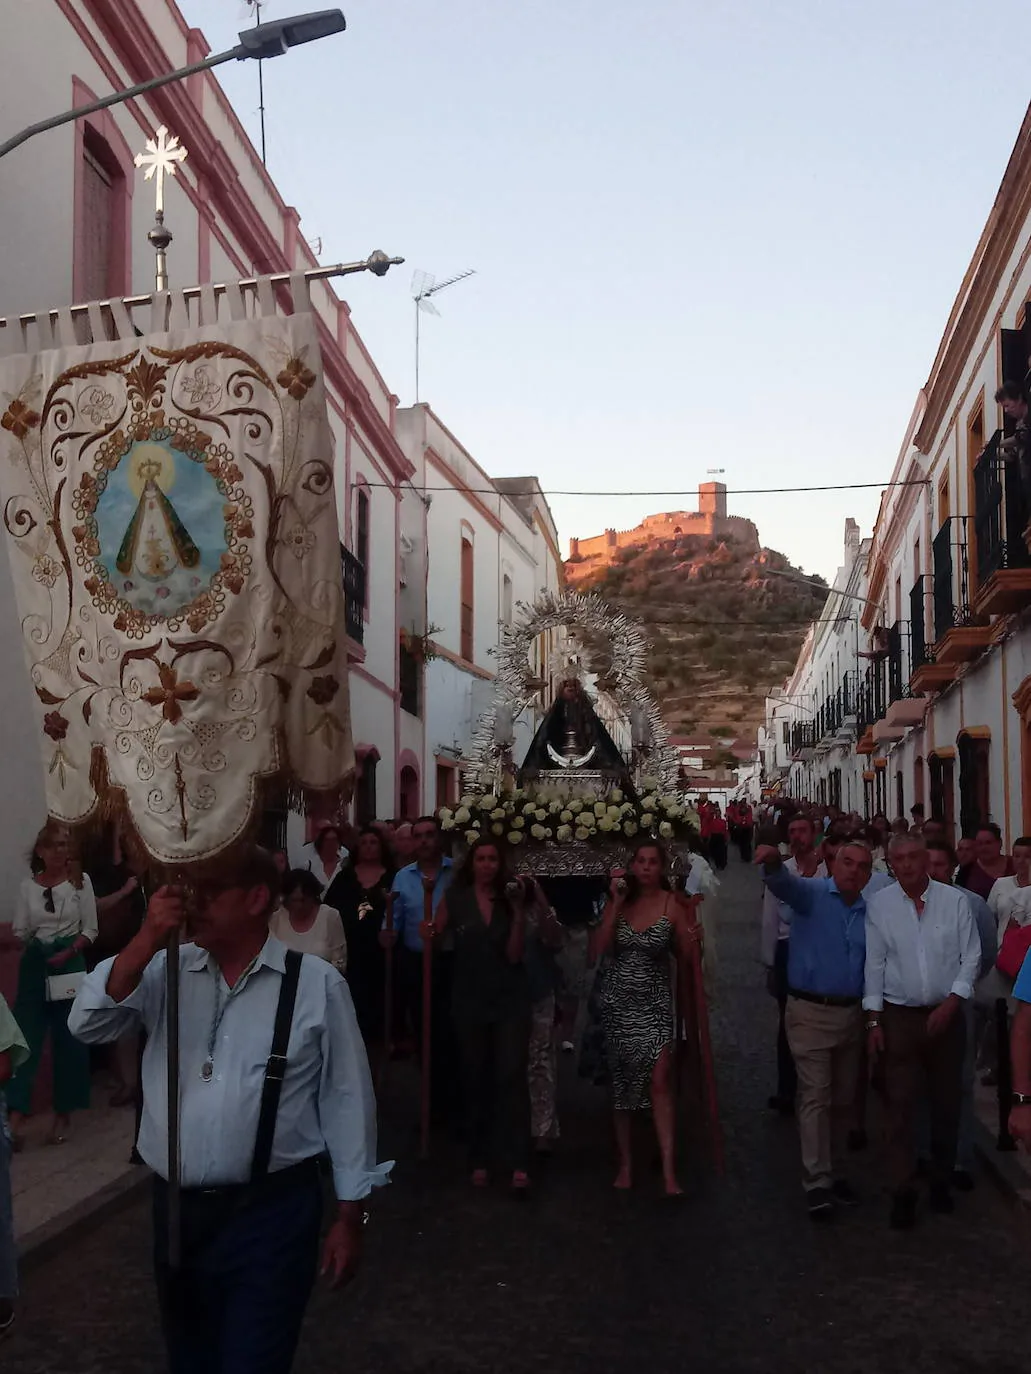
{"left": 412, "top": 268, "right": 475, "bottom": 403}
{"left": 241, "top": 0, "right": 269, "bottom": 163}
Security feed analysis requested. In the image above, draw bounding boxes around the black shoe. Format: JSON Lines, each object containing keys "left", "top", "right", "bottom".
{"left": 929, "top": 1183, "right": 955, "bottom": 1214}
{"left": 889, "top": 1187, "right": 918, "bottom": 1230}
{"left": 831, "top": 1179, "right": 860, "bottom": 1207}
{"left": 806, "top": 1187, "right": 834, "bottom": 1220}
{"left": 846, "top": 1128, "right": 868, "bottom": 1152}
{"left": 767, "top": 1094, "right": 794, "bottom": 1116}
{"left": 0, "top": 1300, "right": 13, "bottom": 1339}
{"left": 951, "top": 1169, "right": 975, "bottom": 1193}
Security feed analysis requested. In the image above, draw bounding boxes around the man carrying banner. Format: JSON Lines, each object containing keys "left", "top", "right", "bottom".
{"left": 70, "top": 843, "right": 391, "bottom": 1374}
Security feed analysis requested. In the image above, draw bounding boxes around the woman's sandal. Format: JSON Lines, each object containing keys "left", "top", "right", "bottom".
{"left": 510, "top": 1170, "right": 531, "bottom": 1194}
{"left": 471, "top": 1169, "right": 489, "bottom": 1188}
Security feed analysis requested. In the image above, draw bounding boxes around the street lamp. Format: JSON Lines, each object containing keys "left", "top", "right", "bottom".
{"left": 0, "top": 10, "right": 347, "bottom": 161}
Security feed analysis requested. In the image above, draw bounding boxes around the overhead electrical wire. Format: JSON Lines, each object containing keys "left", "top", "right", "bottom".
{"left": 364, "top": 479, "right": 929, "bottom": 498}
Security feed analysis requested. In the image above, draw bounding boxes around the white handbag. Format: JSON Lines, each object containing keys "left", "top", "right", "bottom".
{"left": 45, "top": 971, "right": 85, "bottom": 1003}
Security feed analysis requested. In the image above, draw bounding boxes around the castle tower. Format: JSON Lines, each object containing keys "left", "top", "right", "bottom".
{"left": 698, "top": 481, "right": 728, "bottom": 520}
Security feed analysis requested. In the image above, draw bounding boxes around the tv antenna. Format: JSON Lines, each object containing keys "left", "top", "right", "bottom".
{"left": 241, "top": 0, "right": 269, "bottom": 163}
{"left": 412, "top": 268, "right": 475, "bottom": 402}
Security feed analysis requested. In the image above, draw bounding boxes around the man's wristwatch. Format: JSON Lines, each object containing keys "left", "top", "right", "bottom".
{"left": 865, "top": 1017, "right": 880, "bottom": 1031}
{"left": 1011, "top": 1092, "right": 1031, "bottom": 1107}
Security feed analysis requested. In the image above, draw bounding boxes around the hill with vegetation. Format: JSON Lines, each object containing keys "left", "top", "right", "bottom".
{"left": 567, "top": 528, "right": 827, "bottom": 740}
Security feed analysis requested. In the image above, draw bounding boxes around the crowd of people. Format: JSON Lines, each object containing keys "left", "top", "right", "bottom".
{"left": 756, "top": 797, "right": 1031, "bottom": 1228}
{"left": 0, "top": 810, "right": 718, "bottom": 1359}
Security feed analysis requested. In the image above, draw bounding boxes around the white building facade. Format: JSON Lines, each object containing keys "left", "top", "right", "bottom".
{"left": 0, "top": 0, "right": 562, "bottom": 913}
{"left": 763, "top": 101, "right": 1031, "bottom": 846}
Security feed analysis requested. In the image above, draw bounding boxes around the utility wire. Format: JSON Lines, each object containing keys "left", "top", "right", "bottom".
{"left": 364, "top": 479, "right": 928, "bottom": 498}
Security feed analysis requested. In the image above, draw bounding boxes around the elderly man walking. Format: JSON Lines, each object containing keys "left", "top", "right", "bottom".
{"left": 755, "top": 839, "right": 874, "bottom": 1219}
{"left": 865, "top": 833, "right": 981, "bottom": 1230}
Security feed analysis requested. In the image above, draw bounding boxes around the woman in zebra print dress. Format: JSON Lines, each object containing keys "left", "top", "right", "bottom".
{"left": 596, "top": 839, "right": 701, "bottom": 1196}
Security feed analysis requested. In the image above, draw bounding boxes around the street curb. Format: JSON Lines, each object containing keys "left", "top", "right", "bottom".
{"left": 17, "top": 1164, "right": 152, "bottom": 1272}
{"left": 972, "top": 1116, "right": 1031, "bottom": 1210}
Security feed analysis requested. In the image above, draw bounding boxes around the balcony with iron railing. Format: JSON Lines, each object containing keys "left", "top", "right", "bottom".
{"left": 930, "top": 516, "right": 992, "bottom": 667}
{"left": 908, "top": 574, "right": 951, "bottom": 693}
{"left": 972, "top": 428, "right": 1031, "bottom": 616}
{"left": 881, "top": 620, "right": 926, "bottom": 732}
{"left": 341, "top": 544, "right": 366, "bottom": 647}
{"left": 856, "top": 659, "right": 885, "bottom": 755}
{"left": 790, "top": 721, "right": 816, "bottom": 759}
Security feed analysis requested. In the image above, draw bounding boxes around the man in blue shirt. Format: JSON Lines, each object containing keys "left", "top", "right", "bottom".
{"left": 1007, "top": 944, "right": 1031, "bottom": 1147}
{"left": 383, "top": 816, "right": 457, "bottom": 1120}
{"left": 756, "top": 839, "right": 874, "bottom": 1219}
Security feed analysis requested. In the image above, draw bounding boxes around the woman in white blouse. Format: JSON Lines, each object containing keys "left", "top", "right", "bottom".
{"left": 269, "top": 869, "right": 347, "bottom": 973}
{"left": 303, "top": 824, "right": 349, "bottom": 894}
{"left": 7, "top": 822, "right": 97, "bottom": 1149}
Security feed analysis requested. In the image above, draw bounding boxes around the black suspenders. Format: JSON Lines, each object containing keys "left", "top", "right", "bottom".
{"left": 249, "top": 949, "right": 303, "bottom": 1184}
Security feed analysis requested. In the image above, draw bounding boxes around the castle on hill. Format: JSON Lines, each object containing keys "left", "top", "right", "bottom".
{"left": 566, "top": 482, "right": 759, "bottom": 580}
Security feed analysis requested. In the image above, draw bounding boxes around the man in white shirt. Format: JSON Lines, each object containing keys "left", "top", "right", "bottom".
{"left": 987, "top": 835, "right": 1031, "bottom": 939}
{"left": 69, "top": 844, "right": 391, "bottom": 1374}
{"left": 864, "top": 833, "right": 981, "bottom": 1230}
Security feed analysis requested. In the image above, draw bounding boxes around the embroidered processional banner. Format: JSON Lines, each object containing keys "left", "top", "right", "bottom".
{"left": 0, "top": 277, "right": 354, "bottom": 864}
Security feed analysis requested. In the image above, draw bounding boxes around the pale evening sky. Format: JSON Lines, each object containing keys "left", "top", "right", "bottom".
{"left": 180, "top": 0, "right": 1031, "bottom": 580}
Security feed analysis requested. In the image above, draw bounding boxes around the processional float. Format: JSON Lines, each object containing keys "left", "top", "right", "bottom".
{"left": 429, "top": 590, "right": 724, "bottom": 1170}
{"left": 0, "top": 123, "right": 401, "bottom": 1264}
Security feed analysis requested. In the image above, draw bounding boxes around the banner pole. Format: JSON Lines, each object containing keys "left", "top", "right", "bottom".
{"left": 420, "top": 877, "right": 434, "bottom": 1160}
{"left": 379, "top": 892, "right": 395, "bottom": 1094}
{"left": 165, "top": 927, "right": 181, "bottom": 1269}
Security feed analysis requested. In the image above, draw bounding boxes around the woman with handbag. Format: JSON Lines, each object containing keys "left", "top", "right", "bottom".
{"left": 6, "top": 822, "right": 97, "bottom": 1150}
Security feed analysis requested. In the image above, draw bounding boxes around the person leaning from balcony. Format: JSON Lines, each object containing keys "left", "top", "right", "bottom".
{"left": 957, "top": 823, "right": 1014, "bottom": 902}
{"left": 270, "top": 869, "right": 348, "bottom": 974}
{"left": 68, "top": 844, "right": 390, "bottom": 1374}
{"left": 995, "top": 381, "right": 1031, "bottom": 512}
{"left": 303, "top": 822, "right": 349, "bottom": 894}
{"left": 325, "top": 827, "right": 394, "bottom": 1046}
{"left": 761, "top": 814, "right": 826, "bottom": 1117}
{"left": 6, "top": 822, "right": 97, "bottom": 1151}
{"left": 0, "top": 993, "right": 29, "bottom": 1339}
{"left": 425, "top": 836, "right": 532, "bottom": 1190}
{"left": 864, "top": 833, "right": 981, "bottom": 1229}
{"left": 754, "top": 838, "right": 875, "bottom": 1219}
{"left": 924, "top": 839, "right": 997, "bottom": 1191}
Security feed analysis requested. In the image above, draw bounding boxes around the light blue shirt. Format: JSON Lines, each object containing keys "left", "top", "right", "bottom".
{"left": 389, "top": 859, "right": 453, "bottom": 953}
{"left": 863, "top": 879, "right": 981, "bottom": 1012}
{"left": 68, "top": 936, "right": 392, "bottom": 1200}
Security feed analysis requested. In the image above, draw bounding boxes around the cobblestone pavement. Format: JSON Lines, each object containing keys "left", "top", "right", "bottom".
{"left": 6, "top": 859, "right": 1030, "bottom": 1373}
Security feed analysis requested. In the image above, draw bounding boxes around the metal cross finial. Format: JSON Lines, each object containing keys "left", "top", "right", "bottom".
{"left": 134, "top": 126, "right": 188, "bottom": 215}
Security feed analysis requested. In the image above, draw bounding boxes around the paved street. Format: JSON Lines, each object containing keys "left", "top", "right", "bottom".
{"left": 6, "top": 859, "right": 1030, "bottom": 1374}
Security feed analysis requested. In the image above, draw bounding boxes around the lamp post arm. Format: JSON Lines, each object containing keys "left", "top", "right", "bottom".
{"left": 0, "top": 45, "right": 245, "bottom": 162}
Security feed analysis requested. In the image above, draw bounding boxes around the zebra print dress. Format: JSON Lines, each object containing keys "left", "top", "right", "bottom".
{"left": 599, "top": 910, "right": 676, "bottom": 1111}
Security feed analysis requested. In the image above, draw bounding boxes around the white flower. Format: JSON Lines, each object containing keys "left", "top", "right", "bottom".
{"left": 512, "top": 816, "right": 525, "bottom": 829}
{"left": 607, "top": 806, "right": 622, "bottom": 822}
{"left": 593, "top": 802, "right": 607, "bottom": 818}
{"left": 535, "top": 808, "right": 547, "bottom": 822}
{"left": 620, "top": 802, "right": 635, "bottom": 815}
{"left": 507, "top": 831, "right": 524, "bottom": 845}
{"left": 623, "top": 820, "right": 638, "bottom": 838}
{"left": 440, "top": 816, "right": 455, "bottom": 831}
{"left": 439, "top": 808, "right": 454, "bottom": 823}
{"left": 641, "top": 775, "right": 659, "bottom": 791}
{"left": 560, "top": 809, "right": 573, "bottom": 824}
{"left": 460, "top": 794, "right": 476, "bottom": 808}
{"left": 490, "top": 808, "right": 506, "bottom": 821}
{"left": 482, "top": 795, "right": 499, "bottom": 810}
{"left": 640, "top": 813, "right": 654, "bottom": 828}
{"left": 642, "top": 794, "right": 658, "bottom": 811}
{"left": 531, "top": 824, "right": 547, "bottom": 841}
{"left": 491, "top": 823, "right": 505, "bottom": 836}
{"left": 659, "top": 821, "right": 674, "bottom": 839}
{"left": 465, "top": 829, "right": 480, "bottom": 844}
{"left": 569, "top": 799, "right": 584, "bottom": 815}
{"left": 574, "top": 826, "right": 590, "bottom": 841}
{"left": 556, "top": 824, "right": 572, "bottom": 843}
{"left": 549, "top": 800, "right": 562, "bottom": 814}
{"left": 609, "top": 788, "right": 624, "bottom": 804}
{"left": 523, "top": 802, "right": 537, "bottom": 816}
{"left": 454, "top": 806, "right": 471, "bottom": 824}
{"left": 597, "top": 818, "right": 614, "bottom": 833}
